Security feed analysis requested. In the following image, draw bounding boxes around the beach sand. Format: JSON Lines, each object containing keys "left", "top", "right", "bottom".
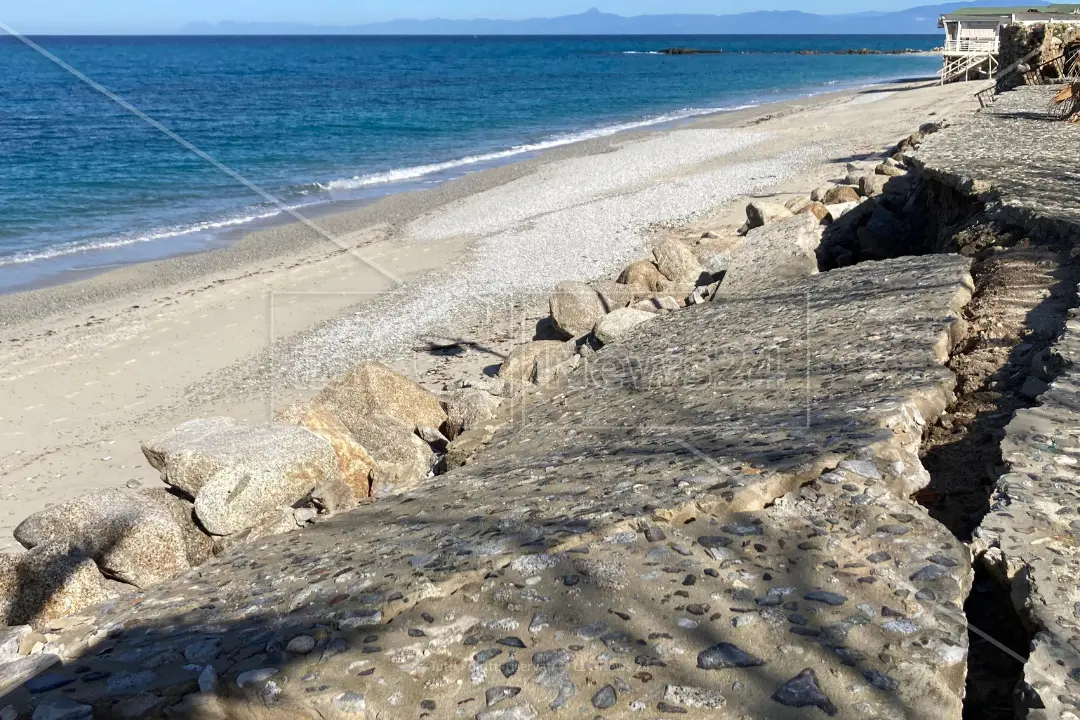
{"left": 0, "top": 79, "right": 979, "bottom": 552}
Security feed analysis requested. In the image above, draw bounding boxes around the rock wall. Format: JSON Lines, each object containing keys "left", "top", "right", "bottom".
{"left": 1000, "top": 22, "right": 1080, "bottom": 88}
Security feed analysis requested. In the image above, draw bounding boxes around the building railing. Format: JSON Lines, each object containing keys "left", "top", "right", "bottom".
{"left": 944, "top": 38, "right": 1000, "bottom": 54}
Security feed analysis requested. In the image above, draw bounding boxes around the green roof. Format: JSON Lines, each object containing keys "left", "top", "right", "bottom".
{"left": 949, "top": 4, "right": 1080, "bottom": 14}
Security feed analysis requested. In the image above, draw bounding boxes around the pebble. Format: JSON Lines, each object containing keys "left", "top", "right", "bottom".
{"left": 28, "top": 698, "right": 92, "bottom": 720}
{"left": 910, "top": 565, "right": 947, "bottom": 582}
{"left": 697, "top": 643, "right": 766, "bottom": 669}
{"left": 197, "top": 665, "right": 218, "bottom": 694}
{"left": 864, "top": 669, "right": 901, "bottom": 692}
{"left": 839, "top": 459, "right": 881, "bottom": 479}
{"left": 286, "top": 635, "right": 316, "bottom": 654}
{"left": 805, "top": 591, "right": 847, "bottom": 606}
{"left": 645, "top": 527, "right": 667, "bottom": 542}
{"left": 476, "top": 704, "right": 538, "bottom": 720}
{"left": 591, "top": 684, "right": 617, "bottom": 709}
{"left": 881, "top": 619, "right": 920, "bottom": 635}
{"left": 24, "top": 674, "right": 74, "bottom": 693}
{"left": 485, "top": 686, "right": 522, "bottom": 707}
{"left": 236, "top": 668, "right": 278, "bottom": 688}
{"left": 663, "top": 685, "right": 726, "bottom": 709}
{"left": 332, "top": 692, "right": 367, "bottom": 715}
{"left": 532, "top": 650, "right": 573, "bottom": 669}
{"left": 339, "top": 610, "right": 383, "bottom": 629}
{"left": 771, "top": 668, "right": 838, "bottom": 716}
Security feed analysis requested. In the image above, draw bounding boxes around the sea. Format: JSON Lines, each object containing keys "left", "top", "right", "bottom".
{"left": 0, "top": 35, "right": 942, "bottom": 292}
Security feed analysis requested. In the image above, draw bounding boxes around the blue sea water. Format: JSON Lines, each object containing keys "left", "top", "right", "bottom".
{"left": 0, "top": 35, "right": 942, "bottom": 290}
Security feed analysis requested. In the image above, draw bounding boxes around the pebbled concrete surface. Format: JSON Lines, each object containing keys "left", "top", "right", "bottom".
{"left": 0, "top": 255, "right": 976, "bottom": 719}
{"left": 975, "top": 305, "right": 1080, "bottom": 720}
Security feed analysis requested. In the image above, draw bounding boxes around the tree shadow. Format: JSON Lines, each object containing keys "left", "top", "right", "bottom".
{"left": 1, "top": 261, "right": 980, "bottom": 718}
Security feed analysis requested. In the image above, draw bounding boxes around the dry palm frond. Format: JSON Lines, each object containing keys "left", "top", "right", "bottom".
{"left": 1048, "top": 82, "right": 1080, "bottom": 122}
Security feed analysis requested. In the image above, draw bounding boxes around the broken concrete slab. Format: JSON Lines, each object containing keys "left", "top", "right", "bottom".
{"left": 914, "top": 86, "right": 1080, "bottom": 241}
{"left": 973, "top": 308, "right": 1080, "bottom": 719}
{"left": 3, "top": 255, "right": 976, "bottom": 719}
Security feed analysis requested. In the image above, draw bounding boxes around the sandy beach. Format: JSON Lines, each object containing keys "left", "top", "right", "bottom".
{"left": 0, "top": 78, "right": 979, "bottom": 552}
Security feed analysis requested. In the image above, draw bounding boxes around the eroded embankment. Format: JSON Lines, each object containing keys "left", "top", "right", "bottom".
{"left": 917, "top": 220, "right": 1080, "bottom": 719}
{"left": 889, "top": 109, "right": 1080, "bottom": 718}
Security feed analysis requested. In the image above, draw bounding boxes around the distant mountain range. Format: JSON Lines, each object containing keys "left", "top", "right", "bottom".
{"left": 181, "top": 2, "right": 1051, "bottom": 36}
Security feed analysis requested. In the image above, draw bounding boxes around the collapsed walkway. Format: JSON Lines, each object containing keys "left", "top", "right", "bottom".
{"left": 917, "top": 84, "right": 1080, "bottom": 719}
{"left": 1, "top": 255, "right": 977, "bottom": 719}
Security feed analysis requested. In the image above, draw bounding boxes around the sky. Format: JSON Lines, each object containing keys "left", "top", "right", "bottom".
{"left": 3, "top": 0, "right": 933, "bottom": 34}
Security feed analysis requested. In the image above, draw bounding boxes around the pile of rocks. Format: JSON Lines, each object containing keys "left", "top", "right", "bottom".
{"left": 497, "top": 211, "right": 829, "bottom": 399}
{"left": 752, "top": 122, "right": 947, "bottom": 269}
{"left": 0, "top": 361, "right": 504, "bottom": 630}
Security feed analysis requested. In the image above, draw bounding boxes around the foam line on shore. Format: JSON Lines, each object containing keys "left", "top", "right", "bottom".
{"left": 0, "top": 208, "right": 287, "bottom": 268}
{"left": 315, "top": 104, "right": 758, "bottom": 192}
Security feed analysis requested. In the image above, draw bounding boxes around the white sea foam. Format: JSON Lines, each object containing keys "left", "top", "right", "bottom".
{"left": 316, "top": 105, "right": 754, "bottom": 192}
{"left": 0, "top": 208, "right": 285, "bottom": 268}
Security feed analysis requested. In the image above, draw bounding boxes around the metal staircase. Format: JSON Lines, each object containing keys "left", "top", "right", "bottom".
{"left": 940, "top": 51, "right": 998, "bottom": 84}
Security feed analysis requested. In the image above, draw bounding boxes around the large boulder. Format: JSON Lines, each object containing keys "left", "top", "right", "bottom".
{"left": 591, "top": 281, "right": 637, "bottom": 312}
{"left": 859, "top": 174, "right": 889, "bottom": 198}
{"left": 822, "top": 185, "right": 860, "bottom": 204}
{"left": 856, "top": 205, "right": 906, "bottom": 260}
{"left": 347, "top": 413, "right": 436, "bottom": 497}
{"left": 277, "top": 404, "right": 375, "bottom": 499}
{"left": 742, "top": 201, "right": 793, "bottom": 233}
{"left": 143, "top": 419, "right": 340, "bottom": 536}
{"left": 549, "top": 281, "right": 608, "bottom": 338}
{"left": 632, "top": 295, "right": 681, "bottom": 314}
{"left": 0, "top": 542, "right": 118, "bottom": 627}
{"left": 652, "top": 239, "right": 705, "bottom": 284}
{"left": 784, "top": 196, "right": 813, "bottom": 214}
{"left": 442, "top": 389, "right": 502, "bottom": 441}
{"left": 141, "top": 417, "right": 237, "bottom": 497}
{"left": 0, "top": 653, "right": 64, "bottom": 698}
{"left": 593, "top": 308, "right": 658, "bottom": 345}
{"left": 499, "top": 340, "right": 576, "bottom": 385}
{"left": 719, "top": 213, "right": 823, "bottom": 295}
{"left": 876, "top": 161, "right": 905, "bottom": 177}
{"left": 616, "top": 261, "right": 666, "bottom": 292}
{"left": 12, "top": 489, "right": 214, "bottom": 589}
{"left": 0, "top": 625, "right": 30, "bottom": 663}
{"left": 798, "top": 201, "right": 829, "bottom": 222}
{"left": 315, "top": 361, "right": 446, "bottom": 433}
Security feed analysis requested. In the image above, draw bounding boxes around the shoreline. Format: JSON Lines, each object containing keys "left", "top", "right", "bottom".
{"left": 0, "top": 73, "right": 937, "bottom": 316}
{"left": 0, "top": 77, "right": 978, "bottom": 553}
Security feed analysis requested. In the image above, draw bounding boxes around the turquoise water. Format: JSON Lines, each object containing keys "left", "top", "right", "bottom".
{"left": 0, "top": 35, "right": 941, "bottom": 290}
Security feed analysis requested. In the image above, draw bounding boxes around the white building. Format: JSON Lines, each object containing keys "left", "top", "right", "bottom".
{"left": 938, "top": 4, "right": 1080, "bottom": 83}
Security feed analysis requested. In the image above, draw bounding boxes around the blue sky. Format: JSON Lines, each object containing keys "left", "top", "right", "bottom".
{"left": 5, "top": 0, "right": 930, "bottom": 34}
